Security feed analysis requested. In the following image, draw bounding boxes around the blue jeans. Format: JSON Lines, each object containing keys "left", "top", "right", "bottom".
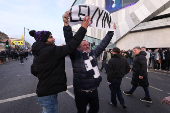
{"left": 128, "top": 58, "right": 132, "bottom": 65}
{"left": 109, "top": 78, "right": 125, "bottom": 106}
{"left": 37, "top": 94, "right": 58, "bottom": 113}
{"left": 20, "top": 59, "right": 24, "bottom": 63}
{"left": 129, "top": 86, "right": 150, "bottom": 98}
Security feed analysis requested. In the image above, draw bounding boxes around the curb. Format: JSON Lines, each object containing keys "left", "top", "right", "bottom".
{"left": 0, "top": 60, "right": 13, "bottom": 65}
{"left": 148, "top": 69, "right": 170, "bottom": 74}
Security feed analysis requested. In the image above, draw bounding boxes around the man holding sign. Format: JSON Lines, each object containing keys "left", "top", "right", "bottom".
{"left": 63, "top": 11, "right": 116, "bottom": 113}
{"left": 30, "top": 12, "right": 91, "bottom": 113}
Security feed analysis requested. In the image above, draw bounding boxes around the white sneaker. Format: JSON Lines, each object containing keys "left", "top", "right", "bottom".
{"left": 155, "top": 69, "right": 157, "bottom": 70}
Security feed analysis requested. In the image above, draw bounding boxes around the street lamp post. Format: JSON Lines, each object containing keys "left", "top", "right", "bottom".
{"left": 24, "top": 27, "right": 29, "bottom": 48}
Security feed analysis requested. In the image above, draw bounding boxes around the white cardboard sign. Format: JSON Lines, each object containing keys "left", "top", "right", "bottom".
{"left": 69, "top": 4, "right": 115, "bottom": 31}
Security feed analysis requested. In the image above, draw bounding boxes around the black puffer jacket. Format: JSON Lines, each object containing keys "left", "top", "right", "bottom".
{"left": 64, "top": 25, "right": 113, "bottom": 90}
{"left": 107, "top": 54, "right": 130, "bottom": 82}
{"left": 131, "top": 51, "right": 149, "bottom": 87}
{"left": 31, "top": 27, "right": 87, "bottom": 97}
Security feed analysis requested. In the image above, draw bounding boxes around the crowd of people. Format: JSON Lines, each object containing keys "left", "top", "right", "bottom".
{"left": 100, "top": 48, "right": 170, "bottom": 73}
{"left": 30, "top": 11, "right": 170, "bottom": 113}
{"left": 0, "top": 49, "right": 32, "bottom": 64}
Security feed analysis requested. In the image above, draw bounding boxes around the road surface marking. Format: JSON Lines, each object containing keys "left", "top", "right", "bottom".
{"left": 126, "top": 77, "right": 132, "bottom": 80}
{"left": 67, "top": 85, "right": 73, "bottom": 89}
{"left": 0, "top": 93, "right": 36, "bottom": 104}
{"left": 125, "top": 77, "right": 163, "bottom": 92}
{"left": 0, "top": 85, "right": 73, "bottom": 104}
{"left": 149, "top": 86, "right": 163, "bottom": 92}
{"left": 66, "top": 90, "right": 75, "bottom": 99}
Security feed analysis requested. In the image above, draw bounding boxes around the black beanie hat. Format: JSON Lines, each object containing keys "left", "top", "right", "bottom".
{"left": 29, "top": 30, "right": 52, "bottom": 42}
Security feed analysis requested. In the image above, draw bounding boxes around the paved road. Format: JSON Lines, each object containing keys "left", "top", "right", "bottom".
{"left": 0, "top": 57, "right": 170, "bottom": 113}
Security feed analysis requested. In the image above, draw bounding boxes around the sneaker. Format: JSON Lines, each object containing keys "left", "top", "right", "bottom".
{"left": 108, "top": 101, "right": 117, "bottom": 107}
{"left": 155, "top": 69, "right": 157, "bottom": 70}
{"left": 123, "top": 91, "right": 132, "bottom": 96}
{"left": 140, "top": 97, "right": 152, "bottom": 103}
{"left": 122, "top": 105, "right": 127, "bottom": 109}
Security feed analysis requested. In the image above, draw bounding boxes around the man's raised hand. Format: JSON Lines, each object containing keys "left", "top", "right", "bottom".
{"left": 62, "top": 11, "right": 70, "bottom": 26}
{"left": 81, "top": 16, "right": 91, "bottom": 29}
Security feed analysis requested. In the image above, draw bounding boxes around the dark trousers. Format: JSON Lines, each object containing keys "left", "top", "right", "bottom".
{"left": 100, "top": 60, "right": 106, "bottom": 71}
{"left": 105, "top": 64, "right": 108, "bottom": 72}
{"left": 161, "top": 60, "right": 166, "bottom": 70}
{"left": 165, "top": 58, "right": 170, "bottom": 70}
{"left": 109, "top": 78, "right": 125, "bottom": 106}
{"left": 74, "top": 88, "right": 99, "bottom": 113}
{"left": 129, "top": 86, "right": 150, "bottom": 98}
{"left": 20, "top": 59, "right": 24, "bottom": 63}
{"left": 154, "top": 60, "right": 160, "bottom": 69}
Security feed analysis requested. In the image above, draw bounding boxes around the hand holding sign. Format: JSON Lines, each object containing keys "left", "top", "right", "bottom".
{"left": 63, "top": 11, "right": 70, "bottom": 26}
{"left": 111, "top": 23, "right": 116, "bottom": 33}
{"left": 81, "top": 16, "right": 91, "bottom": 29}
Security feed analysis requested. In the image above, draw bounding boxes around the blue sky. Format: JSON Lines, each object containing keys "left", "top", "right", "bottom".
{"left": 0, "top": 0, "right": 74, "bottom": 45}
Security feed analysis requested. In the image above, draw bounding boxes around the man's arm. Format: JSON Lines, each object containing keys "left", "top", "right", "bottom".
{"left": 94, "top": 23, "right": 116, "bottom": 57}
{"left": 94, "top": 32, "right": 113, "bottom": 57}
{"left": 139, "top": 58, "right": 147, "bottom": 77}
{"left": 63, "top": 11, "right": 80, "bottom": 59}
{"left": 55, "top": 16, "right": 91, "bottom": 58}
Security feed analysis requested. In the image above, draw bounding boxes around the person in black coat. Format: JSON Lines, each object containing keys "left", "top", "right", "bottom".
{"left": 31, "top": 12, "right": 91, "bottom": 113}
{"left": 19, "top": 50, "right": 24, "bottom": 64}
{"left": 123, "top": 46, "right": 152, "bottom": 103}
{"left": 107, "top": 47, "right": 130, "bottom": 109}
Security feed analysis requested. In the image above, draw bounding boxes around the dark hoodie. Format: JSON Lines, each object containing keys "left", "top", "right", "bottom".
{"left": 107, "top": 54, "right": 130, "bottom": 82}
{"left": 131, "top": 51, "right": 149, "bottom": 87}
{"left": 31, "top": 27, "right": 86, "bottom": 97}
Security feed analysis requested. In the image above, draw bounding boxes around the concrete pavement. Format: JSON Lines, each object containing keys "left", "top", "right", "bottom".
{"left": 0, "top": 57, "right": 170, "bottom": 113}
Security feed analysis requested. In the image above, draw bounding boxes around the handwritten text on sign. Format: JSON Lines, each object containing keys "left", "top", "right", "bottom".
{"left": 69, "top": 4, "right": 115, "bottom": 31}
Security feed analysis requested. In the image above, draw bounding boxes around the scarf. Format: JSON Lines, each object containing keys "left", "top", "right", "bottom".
{"left": 82, "top": 51, "right": 100, "bottom": 78}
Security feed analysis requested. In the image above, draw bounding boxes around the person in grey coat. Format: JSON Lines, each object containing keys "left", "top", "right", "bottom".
{"left": 153, "top": 49, "right": 161, "bottom": 70}
{"left": 63, "top": 11, "right": 116, "bottom": 113}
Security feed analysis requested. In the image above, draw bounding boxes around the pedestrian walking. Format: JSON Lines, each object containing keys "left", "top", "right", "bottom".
{"left": 107, "top": 47, "right": 130, "bottom": 109}
{"left": 123, "top": 46, "right": 152, "bottom": 103}
{"left": 19, "top": 50, "right": 24, "bottom": 64}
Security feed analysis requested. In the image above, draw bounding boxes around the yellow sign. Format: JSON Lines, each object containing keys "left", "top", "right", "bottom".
{"left": 11, "top": 41, "right": 24, "bottom": 45}
{"left": 21, "top": 35, "right": 24, "bottom": 41}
